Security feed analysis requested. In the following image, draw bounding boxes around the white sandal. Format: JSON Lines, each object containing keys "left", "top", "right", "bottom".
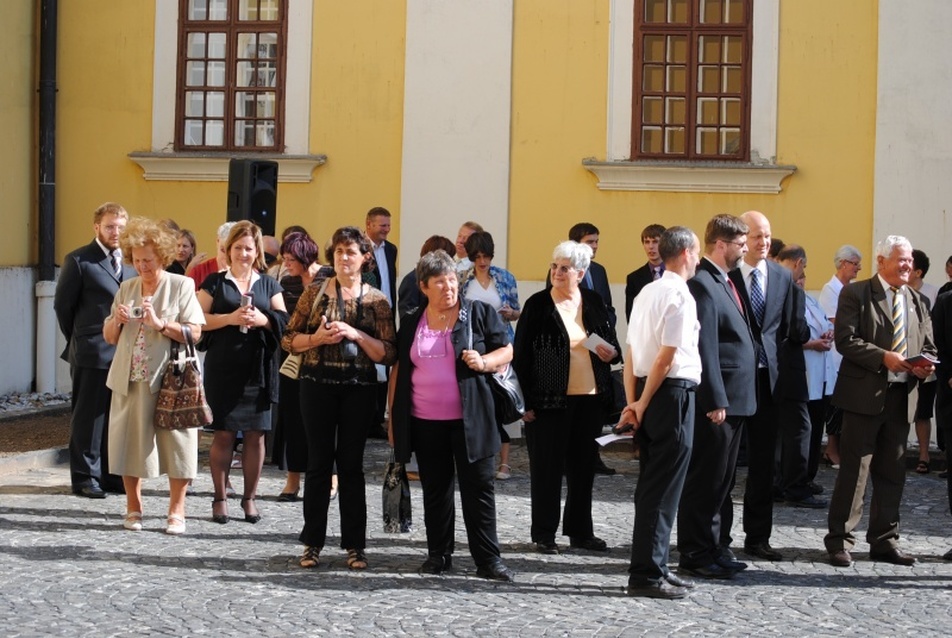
{"left": 123, "top": 511, "right": 143, "bottom": 531}
{"left": 165, "top": 514, "right": 186, "bottom": 535}
{"left": 495, "top": 464, "right": 512, "bottom": 480}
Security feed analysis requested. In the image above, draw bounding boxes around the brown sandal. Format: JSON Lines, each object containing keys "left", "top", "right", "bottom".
{"left": 346, "top": 548, "right": 368, "bottom": 570}
{"left": 300, "top": 546, "right": 321, "bottom": 568}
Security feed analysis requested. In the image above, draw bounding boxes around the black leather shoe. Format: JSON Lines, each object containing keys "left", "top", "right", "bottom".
{"left": 535, "top": 541, "right": 560, "bottom": 555}
{"left": 744, "top": 542, "right": 783, "bottom": 561}
{"left": 786, "top": 495, "right": 828, "bottom": 509}
{"left": 593, "top": 457, "right": 617, "bottom": 475}
{"left": 419, "top": 554, "right": 453, "bottom": 575}
{"left": 626, "top": 580, "right": 688, "bottom": 600}
{"left": 808, "top": 481, "right": 824, "bottom": 495}
{"left": 476, "top": 561, "right": 514, "bottom": 582}
{"left": 942, "top": 547, "right": 952, "bottom": 561}
{"left": 664, "top": 572, "right": 695, "bottom": 589}
{"left": 101, "top": 480, "right": 126, "bottom": 494}
{"left": 74, "top": 484, "right": 106, "bottom": 499}
{"left": 569, "top": 536, "right": 609, "bottom": 552}
{"left": 869, "top": 547, "right": 916, "bottom": 566}
{"left": 715, "top": 554, "right": 748, "bottom": 571}
{"left": 829, "top": 549, "right": 853, "bottom": 567}
{"left": 679, "top": 563, "right": 736, "bottom": 580}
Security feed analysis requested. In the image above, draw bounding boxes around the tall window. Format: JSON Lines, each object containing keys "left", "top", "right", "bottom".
{"left": 632, "top": 0, "right": 752, "bottom": 160}
{"left": 175, "top": 0, "right": 288, "bottom": 151}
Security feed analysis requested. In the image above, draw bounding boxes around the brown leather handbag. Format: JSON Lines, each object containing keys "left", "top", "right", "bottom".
{"left": 154, "top": 324, "right": 213, "bottom": 430}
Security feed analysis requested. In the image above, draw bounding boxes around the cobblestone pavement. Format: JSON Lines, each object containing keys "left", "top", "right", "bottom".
{"left": 0, "top": 439, "right": 950, "bottom": 637}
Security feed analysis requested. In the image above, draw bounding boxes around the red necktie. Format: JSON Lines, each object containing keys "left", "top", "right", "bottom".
{"left": 727, "top": 277, "right": 744, "bottom": 314}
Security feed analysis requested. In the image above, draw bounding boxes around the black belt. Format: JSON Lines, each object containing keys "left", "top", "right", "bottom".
{"left": 636, "top": 377, "right": 697, "bottom": 391}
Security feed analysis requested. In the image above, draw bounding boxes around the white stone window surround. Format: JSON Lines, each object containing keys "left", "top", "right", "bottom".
{"left": 587, "top": 0, "right": 795, "bottom": 194}
{"left": 129, "top": 0, "right": 324, "bottom": 183}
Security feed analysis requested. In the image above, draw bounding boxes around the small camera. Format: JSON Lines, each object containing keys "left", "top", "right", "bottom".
{"left": 130, "top": 307, "right": 144, "bottom": 319}
{"left": 340, "top": 340, "right": 359, "bottom": 361}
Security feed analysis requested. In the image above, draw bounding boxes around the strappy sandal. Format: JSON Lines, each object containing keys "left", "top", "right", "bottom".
{"left": 165, "top": 514, "right": 186, "bottom": 535}
{"left": 495, "top": 464, "right": 512, "bottom": 480}
{"left": 915, "top": 460, "right": 930, "bottom": 474}
{"left": 300, "top": 545, "right": 321, "bottom": 568}
{"left": 346, "top": 548, "right": 368, "bottom": 570}
{"left": 212, "top": 498, "right": 229, "bottom": 524}
{"left": 123, "top": 511, "right": 143, "bottom": 531}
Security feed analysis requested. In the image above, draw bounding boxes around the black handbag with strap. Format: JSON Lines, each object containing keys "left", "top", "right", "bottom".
{"left": 467, "top": 311, "right": 526, "bottom": 424}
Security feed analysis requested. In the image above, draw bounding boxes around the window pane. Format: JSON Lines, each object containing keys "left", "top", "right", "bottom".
{"left": 187, "top": 33, "right": 206, "bottom": 58}
{"left": 699, "top": 36, "right": 720, "bottom": 64}
{"left": 701, "top": 0, "right": 723, "bottom": 24}
{"left": 665, "top": 127, "right": 685, "bottom": 154}
{"left": 721, "top": 128, "right": 741, "bottom": 154}
{"left": 257, "top": 61, "right": 277, "bottom": 88}
{"left": 643, "top": 65, "right": 664, "bottom": 91}
{"left": 238, "top": 33, "right": 258, "bottom": 58}
{"left": 188, "top": 0, "right": 207, "bottom": 21}
{"left": 238, "top": 0, "right": 258, "bottom": 21}
{"left": 698, "top": 66, "right": 719, "bottom": 92}
{"left": 696, "top": 127, "right": 717, "bottom": 154}
{"left": 258, "top": 33, "right": 278, "bottom": 59}
{"left": 698, "top": 97, "right": 718, "bottom": 125}
{"left": 256, "top": 93, "right": 276, "bottom": 117}
{"left": 721, "top": 98, "right": 741, "bottom": 125}
{"left": 665, "top": 97, "right": 685, "bottom": 125}
{"left": 206, "top": 120, "right": 224, "bottom": 146}
{"left": 184, "top": 120, "right": 204, "bottom": 145}
{"left": 207, "top": 61, "right": 226, "bottom": 87}
{"left": 669, "top": 0, "right": 689, "bottom": 24}
{"left": 237, "top": 61, "right": 254, "bottom": 87}
{"left": 185, "top": 91, "right": 204, "bottom": 117}
{"left": 207, "top": 92, "right": 225, "bottom": 117}
{"left": 723, "top": 66, "right": 742, "bottom": 93}
{"left": 260, "top": 0, "right": 279, "bottom": 20}
{"left": 186, "top": 61, "right": 205, "bottom": 86}
{"left": 256, "top": 121, "right": 275, "bottom": 146}
{"left": 208, "top": 33, "right": 227, "bottom": 59}
{"left": 724, "top": 36, "right": 743, "bottom": 64}
{"left": 644, "top": 35, "right": 665, "bottom": 63}
{"left": 667, "top": 36, "right": 687, "bottom": 64}
{"left": 642, "top": 126, "right": 663, "bottom": 153}
{"left": 643, "top": 97, "right": 663, "bottom": 124}
{"left": 208, "top": 0, "right": 227, "bottom": 21}
{"left": 666, "top": 65, "right": 686, "bottom": 92}
{"left": 645, "top": 0, "right": 666, "bottom": 23}
{"left": 235, "top": 120, "right": 255, "bottom": 146}
{"left": 726, "top": 0, "right": 745, "bottom": 24}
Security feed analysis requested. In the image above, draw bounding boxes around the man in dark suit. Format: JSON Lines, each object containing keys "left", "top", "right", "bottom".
{"left": 54, "top": 202, "right": 136, "bottom": 498}
{"left": 824, "top": 235, "right": 936, "bottom": 567}
{"left": 774, "top": 245, "right": 827, "bottom": 508}
{"left": 677, "top": 214, "right": 757, "bottom": 580}
{"left": 625, "top": 223, "right": 666, "bottom": 321}
{"left": 365, "top": 206, "right": 398, "bottom": 307}
{"left": 929, "top": 289, "right": 952, "bottom": 561}
{"left": 729, "top": 210, "right": 805, "bottom": 560}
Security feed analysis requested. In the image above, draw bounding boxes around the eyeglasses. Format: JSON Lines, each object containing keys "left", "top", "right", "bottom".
{"left": 843, "top": 260, "right": 861, "bottom": 267}
{"left": 549, "top": 263, "right": 577, "bottom": 275}
{"left": 719, "top": 238, "right": 747, "bottom": 248}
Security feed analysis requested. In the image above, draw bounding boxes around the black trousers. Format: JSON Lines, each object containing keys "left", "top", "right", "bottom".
{"left": 411, "top": 417, "right": 501, "bottom": 567}
{"left": 777, "top": 397, "right": 812, "bottom": 501}
{"left": 298, "top": 380, "right": 375, "bottom": 550}
{"left": 272, "top": 375, "right": 308, "bottom": 472}
{"left": 525, "top": 394, "right": 605, "bottom": 543}
{"left": 743, "top": 369, "right": 779, "bottom": 546}
{"left": 806, "top": 395, "right": 831, "bottom": 483}
{"left": 628, "top": 379, "right": 695, "bottom": 586}
{"left": 69, "top": 366, "right": 118, "bottom": 489}
{"left": 677, "top": 414, "right": 744, "bottom": 567}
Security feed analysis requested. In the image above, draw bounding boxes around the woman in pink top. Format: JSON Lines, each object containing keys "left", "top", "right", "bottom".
{"left": 388, "top": 249, "right": 515, "bottom": 581}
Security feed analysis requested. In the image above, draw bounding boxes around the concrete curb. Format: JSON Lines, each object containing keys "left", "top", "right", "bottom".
{"left": 0, "top": 447, "right": 69, "bottom": 475}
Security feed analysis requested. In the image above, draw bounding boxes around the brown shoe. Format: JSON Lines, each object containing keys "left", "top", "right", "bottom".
{"left": 869, "top": 547, "right": 916, "bottom": 566}
{"left": 829, "top": 549, "right": 853, "bottom": 567}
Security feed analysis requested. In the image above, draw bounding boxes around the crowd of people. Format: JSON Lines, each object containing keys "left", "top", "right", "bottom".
{"left": 52, "top": 202, "right": 952, "bottom": 595}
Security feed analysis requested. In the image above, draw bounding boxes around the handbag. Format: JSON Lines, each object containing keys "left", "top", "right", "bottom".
{"left": 154, "top": 324, "right": 214, "bottom": 430}
{"left": 382, "top": 450, "right": 412, "bottom": 533}
{"left": 279, "top": 278, "right": 330, "bottom": 379}
{"left": 468, "top": 314, "right": 526, "bottom": 424}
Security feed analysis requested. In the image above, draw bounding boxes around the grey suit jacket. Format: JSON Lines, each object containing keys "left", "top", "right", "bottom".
{"left": 54, "top": 240, "right": 138, "bottom": 369}
{"left": 832, "top": 276, "right": 936, "bottom": 416}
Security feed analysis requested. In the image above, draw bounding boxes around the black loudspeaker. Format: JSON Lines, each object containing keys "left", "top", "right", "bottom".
{"left": 227, "top": 159, "right": 278, "bottom": 236}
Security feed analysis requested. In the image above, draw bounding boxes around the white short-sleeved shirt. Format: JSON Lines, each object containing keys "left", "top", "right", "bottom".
{"left": 627, "top": 271, "right": 701, "bottom": 384}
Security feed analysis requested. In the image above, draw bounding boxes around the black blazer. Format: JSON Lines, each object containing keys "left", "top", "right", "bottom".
{"left": 54, "top": 240, "right": 137, "bottom": 369}
{"left": 371, "top": 240, "right": 398, "bottom": 307}
{"left": 687, "top": 259, "right": 757, "bottom": 416}
{"left": 625, "top": 262, "right": 654, "bottom": 322}
{"left": 391, "top": 299, "right": 509, "bottom": 464}
{"left": 729, "top": 260, "right": 805, "bottom": 395}
{"left": 775, "top": 283, "right": 810, "bottom": 401}
{"left": 513, "top": 287, "right": 622, "bottom": 412}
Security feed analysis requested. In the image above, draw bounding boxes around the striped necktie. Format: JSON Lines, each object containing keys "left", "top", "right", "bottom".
{"left": 890, "top": 286, "right": 907, "bottom": 357}
{"left": 110, "top": 250, "right": 121, "bottom": 279}
{"left": 750, "top": 269, "right": 767, "bottom": 365}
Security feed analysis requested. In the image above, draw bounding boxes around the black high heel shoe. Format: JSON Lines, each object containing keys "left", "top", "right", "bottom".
{"left": 241, "top": 497, "right": 261, "bottom": 524}
{"left": 212, "top": 498, "right": 229, "bottom": 524}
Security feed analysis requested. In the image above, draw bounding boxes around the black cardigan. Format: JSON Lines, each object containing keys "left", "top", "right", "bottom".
{"left": 391, "top": 299, "right": 510, "bottom": 464}
{"left": 513, "top": 287, "right": 621, "bottom": 412}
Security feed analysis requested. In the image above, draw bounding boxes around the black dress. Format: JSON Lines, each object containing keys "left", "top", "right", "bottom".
{"left": 201, "top": 272, "right": 286, "bottom": 432}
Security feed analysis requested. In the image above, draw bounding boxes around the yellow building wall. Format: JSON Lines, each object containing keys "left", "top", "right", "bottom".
{"left": 1, "top": 1, "right": 35, "bottom": 266}
{"left": 507, "top": 0, "right": 878, "bottom": 283}
{"left": 54, "top": 0, "right": 406, "bottom": 262}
